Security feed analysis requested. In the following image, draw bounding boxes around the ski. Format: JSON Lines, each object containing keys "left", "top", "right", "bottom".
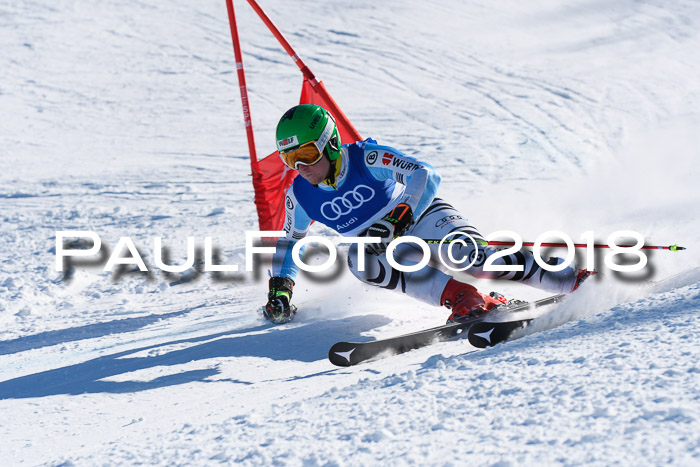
{"left": 467, "top": 319, "right": 531, "bottom": 348}
{"left": 328, "top": 293, "right": 565, "bottom": 366}
{"left": 466, "top": 266, "right": 700, "bottom": 349}
{"left": 329, "top": 318, "right": 479, "bottom": 367}
{"left": 328, "top": 267, "right": 700, "bottom": 366}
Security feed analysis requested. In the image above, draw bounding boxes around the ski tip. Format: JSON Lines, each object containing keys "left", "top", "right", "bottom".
{"left": 467, "top": 319, "right": 531, "bottom": 348}
{"left": 328, "top": 343, "right": 357, "bottom": 367}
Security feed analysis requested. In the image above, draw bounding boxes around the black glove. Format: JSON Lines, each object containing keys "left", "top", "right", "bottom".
{"left": 263, "top": 276, "right": 296, "bottom": 324}
{"left": 364, "top": 203, "right": 414, "bottom": 256}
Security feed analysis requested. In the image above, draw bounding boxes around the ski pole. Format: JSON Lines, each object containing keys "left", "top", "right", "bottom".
{"left": 423, "top": 239, "right": 686, "bottom": 251}
{"left": 485, "top": 241, "right": 685, "bottom": 251}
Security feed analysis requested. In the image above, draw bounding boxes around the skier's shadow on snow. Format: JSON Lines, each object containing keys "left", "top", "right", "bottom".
{"left": 0, "top": 314, "right": 390, "bottom": 400}
{"left": 0, "top": 306, "right": 207, "bottom": 357}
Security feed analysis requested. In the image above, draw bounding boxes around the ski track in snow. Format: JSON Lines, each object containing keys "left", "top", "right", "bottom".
{"left": 1, "top": 0, "right": 699, "bottom": 465}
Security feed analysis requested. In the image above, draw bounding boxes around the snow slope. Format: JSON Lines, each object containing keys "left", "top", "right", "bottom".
{"left": 1, "top": 0, "right": 699, "bottom": 465}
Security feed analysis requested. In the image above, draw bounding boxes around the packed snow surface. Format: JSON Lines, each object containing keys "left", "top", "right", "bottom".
{"left": 1, "top": 0, "right": 699, "bottom": 465}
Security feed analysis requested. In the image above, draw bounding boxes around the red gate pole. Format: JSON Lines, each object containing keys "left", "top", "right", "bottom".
{"left": 225, "top": 0, "right": 259, "bottom": 167}
{"left": 245, "top": 0, "right": 316, "bottom": 83}
{"left": 245, "top": 0, "right": 361, "bottom": 142}
{"left": 226, "top": 0, "right": 275, "bottom": 231}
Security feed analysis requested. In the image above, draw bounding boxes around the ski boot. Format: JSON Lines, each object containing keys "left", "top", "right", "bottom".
{"left": 263, "top": 276, "right": 297, "bottom": 324}
{"left": 572, "top": 269, "right": 597, "bottom": 292}
{"left": 441, "top": 278, "right": 506, "bottom": 323}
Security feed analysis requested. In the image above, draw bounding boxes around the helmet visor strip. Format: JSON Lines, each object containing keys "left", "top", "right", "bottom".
{"left": 279, "top": 113, "right": 336, "bottom": 170}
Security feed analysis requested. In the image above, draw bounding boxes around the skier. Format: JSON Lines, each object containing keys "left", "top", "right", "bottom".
{"left": 264, "top": 104, "right": 590, "bottom": 324}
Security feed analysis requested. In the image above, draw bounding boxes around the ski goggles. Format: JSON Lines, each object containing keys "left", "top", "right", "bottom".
{"left": 279, "top": 140, "right": 325, "bottom": 169}
{"left": 278, "top": 113, "right": 336, "bottom": 170}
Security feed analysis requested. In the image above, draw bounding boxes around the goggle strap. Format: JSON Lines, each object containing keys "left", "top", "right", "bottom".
{"left": 314, "top": 113, "right": 336, "bottom": 155}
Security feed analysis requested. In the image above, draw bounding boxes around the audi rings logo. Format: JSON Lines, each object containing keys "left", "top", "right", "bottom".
{"left": 320, "top": 185, "right": 375, "bottom": 221}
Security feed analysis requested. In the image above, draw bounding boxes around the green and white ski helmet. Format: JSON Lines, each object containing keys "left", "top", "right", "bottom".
{"left": 275, "top": 104, "right": 341, "bottom": 164}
